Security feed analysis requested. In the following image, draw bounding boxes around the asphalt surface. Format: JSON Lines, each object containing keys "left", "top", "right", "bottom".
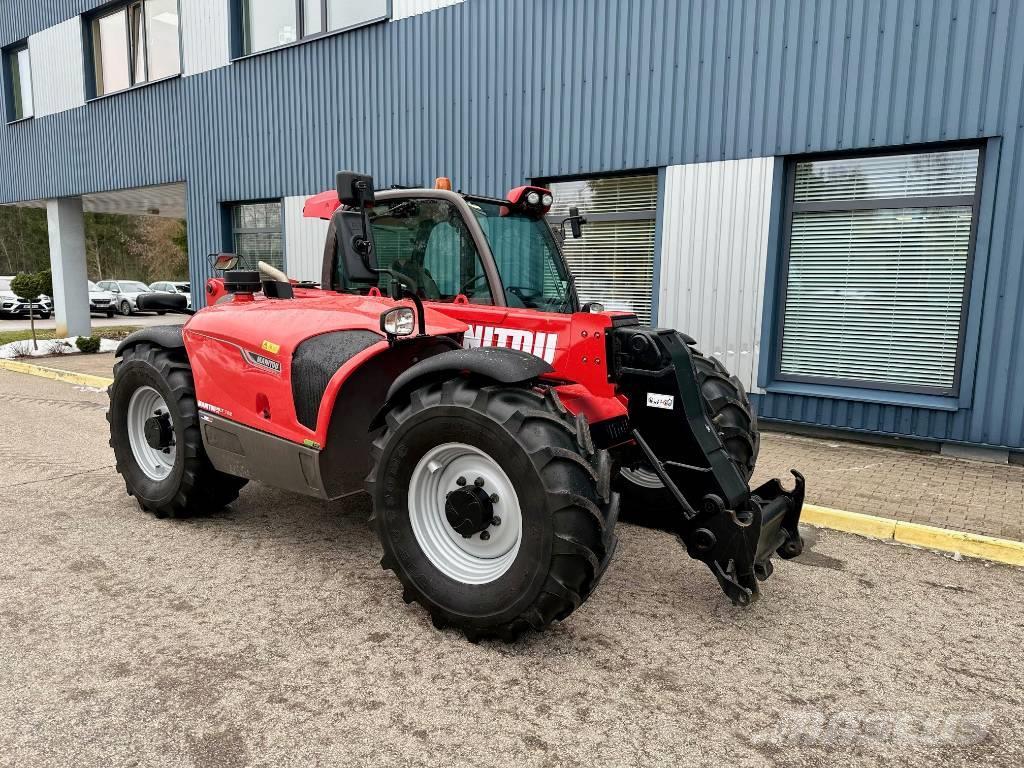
{"left": 0, "top": 313, "right": 181, "bottom": 332}
{"left": 1, "top": 370, "right": 1022, "bottom": 767}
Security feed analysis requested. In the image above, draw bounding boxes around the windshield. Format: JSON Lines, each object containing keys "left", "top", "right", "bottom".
{"left": 467, "top": 201, "right": 574, "bottom": 313}
{"left": 0, "top": 279, "right": 10, "bottom": 291}
{"left": 88, "top": 281, "right": 99, "bottom": 291}
{"left": 123, "top": 282, "right": 150, "bottom": 292}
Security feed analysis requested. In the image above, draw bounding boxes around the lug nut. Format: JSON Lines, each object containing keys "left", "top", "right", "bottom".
{"left": 491, "top": 516, "right": 501, "bottom": 527}
{"left": 456, "top": 476, "right": 467, "bottom": 486}
{"left": 474, "top": 477, "right": 485, "bottom": 487}
{"left": 489, "top": 493, "right": 499, "bottom": 504}
{"left": 479, "top": 530, "right": 490, "bottom": 541}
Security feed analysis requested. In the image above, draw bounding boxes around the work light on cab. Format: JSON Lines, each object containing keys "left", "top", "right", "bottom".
{"left": 507, "top": 185, "right": 554, "bottom": 216}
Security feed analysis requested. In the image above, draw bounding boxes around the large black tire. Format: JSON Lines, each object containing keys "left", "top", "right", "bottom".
{"left": 108, "top": 343, "right": 247, "bottom": 518}
{"left": 367, "top": 377, "right": 619, "bottom": 642}
{"left": 618, "top": 347, "right": 759, "bottom": 518}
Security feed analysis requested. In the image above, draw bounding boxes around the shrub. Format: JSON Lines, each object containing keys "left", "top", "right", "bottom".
{"left": 75, "top": 336, "right": 102, "bottom": 354}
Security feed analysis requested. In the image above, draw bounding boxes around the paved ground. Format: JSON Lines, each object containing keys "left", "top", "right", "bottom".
{"left": 1, "top": 370, "right": 1023, "bottom": 767}
{"left": 0, "top": 313, "right": 180, "bottom": 333}
{"left": 753, "top": 432, "right": 1024, "bottom": 541}
{"left": 13, "top": 352, "right": 1024, "bottom": 542}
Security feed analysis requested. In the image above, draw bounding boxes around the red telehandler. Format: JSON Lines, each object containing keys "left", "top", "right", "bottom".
{"left": 109, "top": 172, "right": 805, "bottom": 641}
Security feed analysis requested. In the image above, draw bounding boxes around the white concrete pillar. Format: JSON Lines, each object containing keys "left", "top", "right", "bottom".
{"left": 46, "top": 197, "right": 90, "bottom": 338}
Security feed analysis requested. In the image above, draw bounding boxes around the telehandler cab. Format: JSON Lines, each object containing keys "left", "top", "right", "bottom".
{"left": 109, "top": 171, "right": 805, "bottom": 641}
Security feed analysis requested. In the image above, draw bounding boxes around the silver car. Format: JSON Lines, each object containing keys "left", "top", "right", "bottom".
{"left": 95, "top": 280, "right": 164, "bottom": 316}
{"left": 89, "top": 281, "right": 117, "bottom": 317}
{"left": 0, "top": 276, "right": 52, "bottom": 319}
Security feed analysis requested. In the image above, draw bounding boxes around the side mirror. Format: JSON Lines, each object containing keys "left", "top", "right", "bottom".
{"left": 336, "top": 171, "right": 376, "bottom": 208}
{"left": 568, "top": 206, "right": 585, "bottom": 239}
{"left": 334, "top": 210, "right": 378, "bottom": 282}
{"left": 212, "top": 253, "right": 239, "bottom": 271}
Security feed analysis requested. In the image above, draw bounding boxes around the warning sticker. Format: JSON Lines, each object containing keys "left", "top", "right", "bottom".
{"left": 646, "top": 393, "right": 675, "bottom": 410}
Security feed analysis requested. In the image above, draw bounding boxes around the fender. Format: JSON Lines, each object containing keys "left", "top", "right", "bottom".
{"left": 370, "top": 347, "right": 554, "bottom": 430}
{"left": 115, "top": 325, "right": 185, "bottom": 357}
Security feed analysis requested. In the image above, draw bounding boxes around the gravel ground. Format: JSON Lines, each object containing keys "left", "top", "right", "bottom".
{"left": 1, "top": 370, "right": 1023, "bottom": 767}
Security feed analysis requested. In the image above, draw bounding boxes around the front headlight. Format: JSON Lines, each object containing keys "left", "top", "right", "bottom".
{"left": 380, "top": 307, "right": 416, "bottom": 337}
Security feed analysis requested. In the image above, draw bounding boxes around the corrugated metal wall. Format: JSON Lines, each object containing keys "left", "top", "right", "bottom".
{"left": 283, "top": 195, "right": 330, "bottom": 282}
{"left": 27, "top": 18, "right": 85, "bottom": 117}
{"left": 180, "top": 0, "right": 230, "bottom": 76}
{"left": 392, "top": 0, "right": 465, "bottom": 21}
{"left": 1, "top": 0, "right": 1023, "bottom": 449}
{"left": 658, "top": 158, "right": 774, "bottom": 394}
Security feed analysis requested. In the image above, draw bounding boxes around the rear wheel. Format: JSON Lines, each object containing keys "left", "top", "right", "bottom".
{"left": 108, "top": 343, "right": 247, "bottom": 518}
{"left": 618, "top": 347, "right": 759, "bottom": 520}
{"left": 368, "top": 377, "right": 619, "bottom": 642}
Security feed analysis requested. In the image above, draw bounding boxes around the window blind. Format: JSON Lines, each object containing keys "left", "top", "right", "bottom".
{"left": 780, "top": 149, "right": 980, "bottom": 392}
{"left": 546, "top": 175, "right": 657, "bottom": 323}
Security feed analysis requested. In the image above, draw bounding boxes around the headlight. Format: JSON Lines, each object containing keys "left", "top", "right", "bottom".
{"left": 526, "top": 191, "right": 541, "bottom": 206}
{"left": 541, "top": 193, "right": 553, "bottom": 207}
{"left": 381, "top": 307, "right": 415, "bottom": 337}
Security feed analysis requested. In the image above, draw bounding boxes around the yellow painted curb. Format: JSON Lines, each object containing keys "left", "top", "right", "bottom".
{"left": 803, "top": 503, "right": 1024, "bottom": 568}
{"left": 0, "top": 358, "right": 113, "bottom": 389}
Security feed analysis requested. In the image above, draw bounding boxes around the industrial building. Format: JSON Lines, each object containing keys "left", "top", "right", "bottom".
{"left": 1, "top": 0, "right": 1021, "bottom": 459}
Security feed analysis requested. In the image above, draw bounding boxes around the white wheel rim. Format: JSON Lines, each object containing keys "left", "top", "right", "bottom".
{"left": 621, "top": 465, "right": 664, "bottom": 489}
{"left": 408, "top": 442, "right": 523, "bottom": 585}
{"left": 126, "top": 386, "right": 176, "bottom": 481}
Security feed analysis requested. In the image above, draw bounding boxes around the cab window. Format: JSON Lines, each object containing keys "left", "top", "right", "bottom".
{"left": 357, "top": 198, "right": 493, "bottom": 304}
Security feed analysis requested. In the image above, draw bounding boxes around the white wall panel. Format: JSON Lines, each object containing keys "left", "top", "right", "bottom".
{"left": 392, "top": 0, "right": 464, "bottom": 21}
{"left": 28, "top": 19, "right": 85, "bottom": 117}
{"left": 284, "top": 196, "right": 330, "bottom": 282}
{"left": 658, "top": 158, "right": 775, "bottom": 394}
{"left": 180, "top": 0, "right": 230, "bottom": 76}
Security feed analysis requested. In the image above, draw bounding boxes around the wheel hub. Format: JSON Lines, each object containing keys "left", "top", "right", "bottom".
{"left": 408, "top": 443, "right": 523, "bottom": 585}
{"left": 144, "top": 412, "right": 174, "bottom": 451}
{"left": 445, "top": 484, "right": 494, "bottom": 538}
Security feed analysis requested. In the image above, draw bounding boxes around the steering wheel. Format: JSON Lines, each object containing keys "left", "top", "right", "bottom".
{"left": 506, "top": 285, "right": 545, "bottom": 305}
{"left": 459, "top": 273, "right": 489, "bottom": 295}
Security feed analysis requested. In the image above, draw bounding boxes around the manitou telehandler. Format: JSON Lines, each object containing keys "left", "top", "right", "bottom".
{"left": 109, "top": 172, "right": 805, "bottom": 641}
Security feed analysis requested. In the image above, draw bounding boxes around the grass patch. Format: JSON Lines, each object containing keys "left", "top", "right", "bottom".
{"left": 0, "top": 325, "right": 141, "bottom": 346}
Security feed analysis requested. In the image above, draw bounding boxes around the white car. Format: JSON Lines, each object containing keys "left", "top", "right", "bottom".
{"left": 149, "top": 280, "right": 192, "bottom": 309}
{"left": 89, "top": 281, "right": 117, "bottom": 318}
{"left": 0, "top": 276, "right": 52, "bottom": 319}
{"left": 95, "top": 280, "right": 164, "bottom": 316}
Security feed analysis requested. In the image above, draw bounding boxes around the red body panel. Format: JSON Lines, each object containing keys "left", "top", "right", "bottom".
{"left": 183, "top": 293, "right": 466, "bottom": 446}
{"left": 188, "top": 284, "right": 631, "bottom": 449}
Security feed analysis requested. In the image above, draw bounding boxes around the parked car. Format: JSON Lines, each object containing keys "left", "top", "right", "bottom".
{"left": 0, "top": 276, "right": 52, "bottom": 319}
{"left": 149, "top": 280, "right": 192, "bottom": 309}
{"left": 88, "top": 281, "right": 117, "bottom": 318}
{"left": 95, "top": 280, "right": 164, "bottom": 316}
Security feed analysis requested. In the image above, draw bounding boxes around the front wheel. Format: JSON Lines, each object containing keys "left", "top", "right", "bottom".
{"left": 368, "top": 378, "right": 618, "bottom": 642}
{"left": 119, "top": 300, "right": 131, "bottom": 316}
{"left": 617, "top": 346, "right": 760, "bottom": 521}
{"left": 108, "top": 343, "right": 247, "bottom": 518}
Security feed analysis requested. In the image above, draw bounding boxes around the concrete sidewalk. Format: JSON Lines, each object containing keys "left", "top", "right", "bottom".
{"left": 5, "top": 354, "right": 1022, "bottom": 542}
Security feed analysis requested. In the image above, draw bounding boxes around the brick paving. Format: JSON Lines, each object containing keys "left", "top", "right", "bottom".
{"left": 753, "top": 430, "right": 1024, "bottom": 542}
{"left": 9, "top": 353, "right": 1024, "bottom": 542}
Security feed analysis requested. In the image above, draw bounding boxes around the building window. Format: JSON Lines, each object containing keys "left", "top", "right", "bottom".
{"left": 541, "top": 174, "right": 658, "bottom": 324}
{"left": 231, "top": 202, "right": 285, "bottom": 272}
{"left": 4, "top": 43, "right": 33, "bottom": 121}
{"left": 238, "top": 0, "right": 390, "bottom": 56}
{"left": 778, "top": 146, "right": 982, "bottom": 394}
{"left": 89, "top": 0, "right": 181, "bottom": 98}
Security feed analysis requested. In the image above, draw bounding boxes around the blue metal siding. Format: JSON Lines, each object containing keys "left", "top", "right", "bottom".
{"left": 1, "top": 0, "right": 1023, "bottom": 449}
